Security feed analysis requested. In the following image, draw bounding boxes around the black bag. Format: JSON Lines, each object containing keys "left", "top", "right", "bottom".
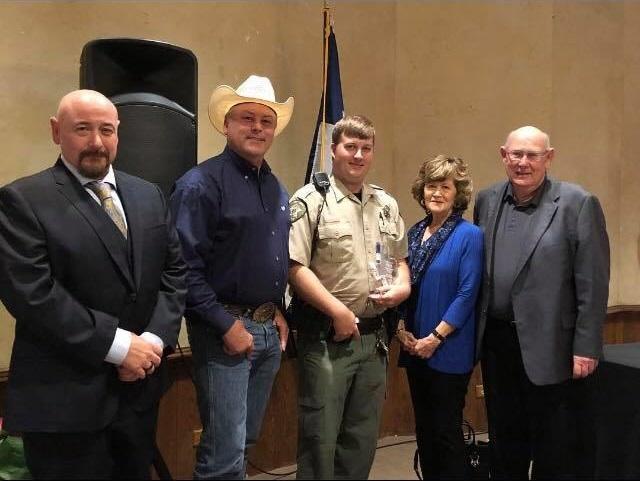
{"left": 412, "top": 420, "right": 489, "bottom": 480}
{"left": 463, "top": 420, "right": 490, "bottom": 479}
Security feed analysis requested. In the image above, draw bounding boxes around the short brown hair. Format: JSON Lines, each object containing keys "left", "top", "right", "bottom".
{"left": 411, "top": 155, "right": 473, "bottom": 213}
{"left": 332, "top": 114, "right": 375, "bottom": 144}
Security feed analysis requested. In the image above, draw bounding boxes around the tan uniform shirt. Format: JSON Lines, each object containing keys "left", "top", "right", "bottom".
{"left": 289, "top": 176, "right": 408, "bottom": 318}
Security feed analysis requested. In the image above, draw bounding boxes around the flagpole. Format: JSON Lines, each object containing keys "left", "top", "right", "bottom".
{"left": 319, "top": 1, "right": 331, "bottom": 172}
{"left": 305, "top": 0, "right": 343, "bottom": 184}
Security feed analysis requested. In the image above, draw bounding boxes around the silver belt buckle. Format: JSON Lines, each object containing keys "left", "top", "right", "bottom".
{"left": 253, "top": 302, "right": 276, "bottom": 322}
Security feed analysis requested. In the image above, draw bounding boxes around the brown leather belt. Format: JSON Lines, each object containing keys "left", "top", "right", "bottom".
{"left": 223, "top": 302, "right": 276, "bottom": 323}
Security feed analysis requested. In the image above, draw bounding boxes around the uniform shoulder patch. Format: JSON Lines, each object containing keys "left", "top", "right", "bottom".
{"left": 369, "top": 183, "right": 384, "bottom": 191}
{"left": 289, "top": 198, "right": 308, "bottom": 223}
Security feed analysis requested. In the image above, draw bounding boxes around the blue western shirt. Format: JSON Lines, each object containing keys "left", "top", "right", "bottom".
{"left": 170, "top": 146, "right": 290, "bottom": 335}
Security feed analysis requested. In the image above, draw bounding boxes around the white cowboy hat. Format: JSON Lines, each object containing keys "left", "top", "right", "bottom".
{"left": 208, "top": 75, "right": 294, "bottom": 136}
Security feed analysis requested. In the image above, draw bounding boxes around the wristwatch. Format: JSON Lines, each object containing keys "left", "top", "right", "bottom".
{"left": 431, "top": 328, "right": 446, "bottom": 343}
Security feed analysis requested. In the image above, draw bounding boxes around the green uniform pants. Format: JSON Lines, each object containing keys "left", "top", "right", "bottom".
{"left": 296, "top": 329, "right": 387, "bottom": 480}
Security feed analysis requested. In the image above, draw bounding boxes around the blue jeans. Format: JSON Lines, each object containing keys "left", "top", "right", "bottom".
{"left": 188, "top": 318, "right": 282, "bottom": 480}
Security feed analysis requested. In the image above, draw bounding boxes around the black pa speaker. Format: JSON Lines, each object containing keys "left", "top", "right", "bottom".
{"left": 79, "top": 38, "right": 197, "bottom": 198}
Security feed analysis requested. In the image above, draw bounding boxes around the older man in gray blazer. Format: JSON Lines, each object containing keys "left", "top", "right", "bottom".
{"left": 474, "top": 126, "right": 609, "bottom": 479}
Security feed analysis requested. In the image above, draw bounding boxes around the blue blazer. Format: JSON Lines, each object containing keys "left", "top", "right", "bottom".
{"left": 400, "top": 219, "right": 483, "bottom": 374}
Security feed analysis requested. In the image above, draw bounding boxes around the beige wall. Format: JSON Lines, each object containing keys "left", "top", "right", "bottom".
{"left": 1, "top": 1, "right": 638, "bottom": 370}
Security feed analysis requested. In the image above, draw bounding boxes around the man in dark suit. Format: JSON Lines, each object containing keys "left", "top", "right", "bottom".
{"left": 0, "top": 89, "right": 186, "bottom": 479}
{"left": 474, "top": 125, "right": 609, "bottom": 479}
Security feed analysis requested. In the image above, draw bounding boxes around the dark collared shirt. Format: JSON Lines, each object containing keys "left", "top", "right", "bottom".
{"left": 170, "top": 146, "right": 290, "bottom": 335}
{"left": 489, "top": 179, "right": 547, "bottom": 322}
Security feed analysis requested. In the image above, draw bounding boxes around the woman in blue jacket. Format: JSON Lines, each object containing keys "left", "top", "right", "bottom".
{"left": 398, "top": 155, "right": 483, "bottom": 479}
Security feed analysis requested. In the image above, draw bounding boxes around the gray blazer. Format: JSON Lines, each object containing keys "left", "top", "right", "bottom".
{"left": 473, "top": 177, "right": 609, "bottom": 385}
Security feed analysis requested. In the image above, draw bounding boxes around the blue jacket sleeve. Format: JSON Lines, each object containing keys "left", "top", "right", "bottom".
{"left": 441, "top": 227, "right": 484, "bottom": 329}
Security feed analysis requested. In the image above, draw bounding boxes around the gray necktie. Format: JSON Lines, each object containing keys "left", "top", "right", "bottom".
{"left": 87, "top": 181, "right": 128, "bottom": 238}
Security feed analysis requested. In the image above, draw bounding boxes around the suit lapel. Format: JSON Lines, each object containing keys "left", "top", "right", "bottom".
{"left": 52, "top": 160, "right": 135, "bottom": 291}
{"left": 513, "top": 180, "right": 559, "bottom": 281}
{"left": 116, "top": 172, "right": 143, "bottom": 290}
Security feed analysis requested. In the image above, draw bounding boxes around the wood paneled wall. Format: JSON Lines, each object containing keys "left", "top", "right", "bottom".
{"left": 603, "top": 309, "right": 640, "bottom": 345}
{"left": 1, "top": 309, "right": 638, "bottom": 478}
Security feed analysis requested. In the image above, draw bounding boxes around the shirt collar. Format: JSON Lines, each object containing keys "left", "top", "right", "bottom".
{"left": 225, "top": 145, "right": 272, "bottom": 176}
{"left": 60, "top": 155, "right": 117, "bottom": 189}
{"left": 505, "top": 177, "right": 547, "bottom": 207}
{"left": 330, "top": 175, "right": 373, "bottom": 204}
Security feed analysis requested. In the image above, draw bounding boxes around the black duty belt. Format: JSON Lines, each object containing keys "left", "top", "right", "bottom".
{"left": 223, "top": 302, "right": 276, "bottom": 323}
{"left": 357, "top": 316, "right": 384, "bottom": 335}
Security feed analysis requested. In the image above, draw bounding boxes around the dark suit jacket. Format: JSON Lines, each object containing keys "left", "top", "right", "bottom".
{"left": 473, "top": 177, "right": 609, "bottom": 385}
{"left": 0, "top": 159, "right": 186, "bottom": 432}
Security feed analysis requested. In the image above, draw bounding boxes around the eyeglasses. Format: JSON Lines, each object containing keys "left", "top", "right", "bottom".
{"left": 505, "top": 150, "right": 548, "bottom": 162}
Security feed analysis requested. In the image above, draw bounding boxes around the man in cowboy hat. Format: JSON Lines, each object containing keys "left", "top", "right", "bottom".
{"left": 170, "top": 75, "right": 293, "bottom": 479}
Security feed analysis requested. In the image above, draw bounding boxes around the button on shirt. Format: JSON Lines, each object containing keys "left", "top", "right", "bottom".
{"left": 489, "top": 180, "right": 547, "bottom": 322}
{"left": 170, "top": 147, "right": 290, "bottom": 335}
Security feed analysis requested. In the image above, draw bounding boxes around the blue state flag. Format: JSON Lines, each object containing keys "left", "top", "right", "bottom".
{"left": 305, "top": 17, "right": 344, "bottom": 184}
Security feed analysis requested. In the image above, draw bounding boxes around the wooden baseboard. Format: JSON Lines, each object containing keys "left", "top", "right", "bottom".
{"left": 608, "top": 304, "right": 640, "bottom": 313}
{"left": 168, "top": 345, "right": 192, "bottom": 360}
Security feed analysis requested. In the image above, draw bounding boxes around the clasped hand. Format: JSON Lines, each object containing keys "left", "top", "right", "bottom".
{"left": 118, "top": 334, "right": 163, "bottom": 382}
{"left": 398, "top": 330, "right": 439, "bottom": 359}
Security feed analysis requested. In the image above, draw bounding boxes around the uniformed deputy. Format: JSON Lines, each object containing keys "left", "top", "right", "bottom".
{"left": 288, "top": 115, "right": 411, "bottom": 480}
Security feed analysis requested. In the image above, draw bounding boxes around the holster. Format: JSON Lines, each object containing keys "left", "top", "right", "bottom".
{"left": 284, "top": 295, "right": 329, "bottom": 358}
{"left": 285, "top": 296, "right": 333, "bottom": 342}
